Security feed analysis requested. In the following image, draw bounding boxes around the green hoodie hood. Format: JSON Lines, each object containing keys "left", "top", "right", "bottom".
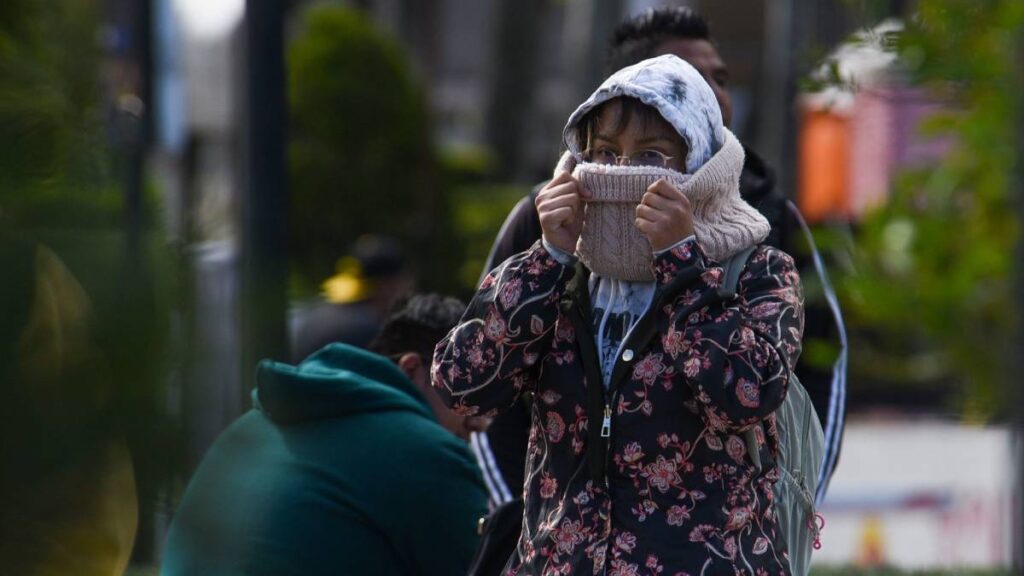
{"left": 254, "top": 343, "right": 433, "bottom": 425}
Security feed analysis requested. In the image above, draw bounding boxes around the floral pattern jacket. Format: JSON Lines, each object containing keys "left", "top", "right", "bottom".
{"left": 433, "top": 239, "right": 803, "bottom": 576}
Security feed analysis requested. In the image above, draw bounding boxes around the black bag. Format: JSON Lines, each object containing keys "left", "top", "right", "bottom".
{"left": 466, "top": 498, "right": 523, "bottom": 576}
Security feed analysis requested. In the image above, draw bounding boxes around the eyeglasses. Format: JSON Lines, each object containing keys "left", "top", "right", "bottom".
{"left": 581, "top": 148, "right": 675, "bottom": 168}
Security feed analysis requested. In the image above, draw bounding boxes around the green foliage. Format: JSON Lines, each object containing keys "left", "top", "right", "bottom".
{"left": 0, "top": 0, "right": 121, "bottom": 227}
{"left": 837, "top": 1, "right": 1024, "bottom": 418}
{"left": 288, "top": 4, "right": 458, "bottom": 292}
{"left": 0, "top": 0, "right": 182, "bottom": 500}
{"left": 449, "top": 183, "right": 528, "bottom": 298}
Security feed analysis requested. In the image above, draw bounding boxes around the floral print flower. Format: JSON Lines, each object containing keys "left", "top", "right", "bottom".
{"left": 749, "top": 301, "right": 780, "bottom": 319}
{"left": 622, "top": 442, "right": 644, "bottom": 464}
{"left": 552, "top": 518, "right": 586, "bottom": 555}
{"left": 725, "top": 435, "right": 746, "bottom": 463}
{"left": 540, "top": 389, "right": 562, "bottom": 406}
{"left": 666, "top": 505, "right": 690, "bottom": 526}
{"left": 615, "top": 531, "right": 638, "bottom": 553}
{"left": 683, "top": 357, "right": 702, "bottom": 378}
{"left": 736, "top": 378, "right": 760, "bottom": 408}
{"left": 540, "top": 473, "right": 558, "bottom": 499}
{"left": 483, "top": 308, "right": 507, "bottom": 342}
{"left": 688, "top": 524, "right": 716, "bottom": 543}
{"left": 499, "top": 278, "right": 522, "bottom": 310}
{"left": 724, "top": 506, "right": 752, "bottom": 531}
{"left": 632, "top": 353, "right": 666, "bottom": 385}
{"left": 546, "top": 411, "right": 566, "bottom": 443}
{"left": 642, "top": 456, "right": 681, "bottom": 493}
{"left": 609, "top": 559, "right": 640, "bottom": 576}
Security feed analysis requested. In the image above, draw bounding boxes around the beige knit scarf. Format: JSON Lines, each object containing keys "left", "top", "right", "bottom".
{"left": 555, "top": 129, "right": 771, "bottom": 281}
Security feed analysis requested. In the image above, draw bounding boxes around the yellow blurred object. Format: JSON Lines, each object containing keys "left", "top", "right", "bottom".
{"left": 0, "top": 443, "right": 138, "bottom": 576}
{"left": 855, "top": 515, "right": 886, "bottom": 568}
{"left": 0, "top": 245, "right": 138, "bottom": 575}
{"left": 19, "top": 246, "right": 95, "bottom": 383}
{"left": 321, "top": 256, "right": 372, "bottom": 304}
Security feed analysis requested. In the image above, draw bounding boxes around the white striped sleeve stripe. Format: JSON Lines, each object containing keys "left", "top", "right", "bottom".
{"left": 470, "top": 431, "right": 514, "bottom": 508}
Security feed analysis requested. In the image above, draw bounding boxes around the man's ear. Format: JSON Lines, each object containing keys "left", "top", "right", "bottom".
{"left": 397, "top": 352, "right": 423, "bottom": 382}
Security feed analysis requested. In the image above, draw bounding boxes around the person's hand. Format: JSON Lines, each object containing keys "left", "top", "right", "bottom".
{"left": 536, "top": 170, "right": 591, "bottom": 254}
{"left": 635, "top": 178, "right": 695, "bottom": 252}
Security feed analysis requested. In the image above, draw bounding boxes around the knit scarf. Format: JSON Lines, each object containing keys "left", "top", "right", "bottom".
{"left": 556, "top": 128, "right": 771, "bottom": 281}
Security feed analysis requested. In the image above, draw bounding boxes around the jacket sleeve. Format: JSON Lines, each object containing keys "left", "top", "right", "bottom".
{"left": 478, "top": 187, "right": 544, "bottom": 285}
{"left": 653, "top": 241, "right": 804, "bottom": 433}
{"left": 433, "top": 240, "right": 574, "bottom": 417}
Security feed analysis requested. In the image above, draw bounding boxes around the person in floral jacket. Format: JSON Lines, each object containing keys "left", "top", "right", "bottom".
{"left": 433, "top": 55, "right": 803, "bottom": 575}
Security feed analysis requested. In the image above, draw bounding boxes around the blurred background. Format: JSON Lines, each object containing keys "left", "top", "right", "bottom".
{"left": 0, "top": 0, "right": 1021, "bottom": 573}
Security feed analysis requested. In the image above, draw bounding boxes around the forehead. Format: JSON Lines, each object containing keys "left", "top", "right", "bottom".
{"left": 653, "top": 38, "right": 725, "bottom": 75}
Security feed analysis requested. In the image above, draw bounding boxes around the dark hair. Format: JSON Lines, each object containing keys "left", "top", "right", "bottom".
{"left": 574, "top": 97, "right": 685, "bottom": 159}
{"left": 606, "top": 7, "right": 712, "bottom": 74}
{"left": 367, "top": 293, "right": 465, "bottom": 360}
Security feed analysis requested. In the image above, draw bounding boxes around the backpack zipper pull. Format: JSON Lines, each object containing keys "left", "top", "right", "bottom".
{"left": 600, "top": 404, "right": 612, "bottom": 438}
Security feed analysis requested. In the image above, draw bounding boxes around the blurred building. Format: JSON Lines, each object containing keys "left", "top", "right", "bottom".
{"left": 151, "top": 0, "right": 247, "bottom": 466}
{"left": 350, "top": 0, "right": 907, "bottom": 188}
{"left": 798, "top": 20, "right": 953, "bottom": 223}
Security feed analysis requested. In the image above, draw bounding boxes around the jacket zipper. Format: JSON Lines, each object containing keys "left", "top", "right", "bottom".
{"left": 601, "top": 389, "right": 617, "bottom": 576}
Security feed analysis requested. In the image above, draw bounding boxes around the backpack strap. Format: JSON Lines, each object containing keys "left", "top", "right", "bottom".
{"left": 787, "top": 200, "right": 849, "bottom": 505}
{"left": 715, "top": 245, "right": 758, "bottom": 300}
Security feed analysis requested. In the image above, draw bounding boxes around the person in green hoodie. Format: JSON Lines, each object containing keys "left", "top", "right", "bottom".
{"left": 161, "top": 294, "right": 489, "bottom": 576}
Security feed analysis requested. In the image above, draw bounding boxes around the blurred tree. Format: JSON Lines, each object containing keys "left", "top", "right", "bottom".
{"left": 287, "top": 4, "right": 459, "bottom": 294}
{"left": 0, "top": 0, "right": 124, "bottom": 227}
{"left": 838, "top": 0, "right": 1024, "bottom": 418}
{"left": 0, "top": 0, "right": 181, "bottom": 565}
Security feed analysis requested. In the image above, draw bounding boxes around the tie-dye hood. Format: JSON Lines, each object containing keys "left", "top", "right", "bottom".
{"left": 562, "top": 54, "right": 725, "bottom": 174}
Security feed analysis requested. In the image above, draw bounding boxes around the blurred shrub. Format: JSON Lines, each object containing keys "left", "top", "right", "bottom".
{"left": 288, "top": 4, "right": 461, "bottom": 294}
{"left": 448, "top": 183, "right": 527, "bottom": 297}
{"left": 0, "top": 0, "right": 182, "bottom": 554}
{"left": 0, "top": 0, "right": 129, "bottom": 227}
{"left": 836, "top": 1, "right": 1023, "bottom": 419}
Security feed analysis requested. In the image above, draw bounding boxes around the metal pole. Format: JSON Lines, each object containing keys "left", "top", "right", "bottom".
{"left": 241, "top": 0, "right": 288, "bottom": 386}
{"left": 485, "top": 0, "right": 546, "bottom": 181}
{"left": 1014, "top": 28, "right": 1024, "bottom": 572}
{"left": 117, "top": 0, "right": 155, "bottom": 562}
{"left": 585, "top": 0, "right": 624, "bottom": 89}
{"left": 757, "top": 0, "right": 790, "bottom": 168}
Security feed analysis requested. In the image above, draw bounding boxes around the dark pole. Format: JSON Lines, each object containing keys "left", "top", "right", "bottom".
{"left": 241, "top": 0, "right": 288, "bottom": 386}
{"left": 124, "top": 0, "right": 151, "bottom": 262}
{"left": 117, "top": 0, "right": 155, "bottom": 563}
{"left": 584, "top": 0, "right": 623, "bottom": 94}
{"left": 1014, "top": 28, "right": 1024, "bottom": 572}
{"left": 485, "top": 0, "right": 546, "bottom": 181}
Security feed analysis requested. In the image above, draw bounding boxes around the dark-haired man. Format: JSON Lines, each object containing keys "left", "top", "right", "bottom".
{"left": 163, "top": 294, "right": 488, "bottom": 576}
{"left": 474, "top": 6, "right": 846, "bottom": 516}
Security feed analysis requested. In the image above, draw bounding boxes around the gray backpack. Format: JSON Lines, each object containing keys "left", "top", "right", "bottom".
{"left": 719, "top": 246, "right": 825, "bottom": 576}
